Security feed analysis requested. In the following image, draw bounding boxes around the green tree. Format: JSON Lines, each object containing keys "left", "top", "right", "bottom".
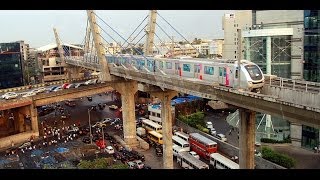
{"left": 109, "top": 164, "right": 129, "bottom": 169}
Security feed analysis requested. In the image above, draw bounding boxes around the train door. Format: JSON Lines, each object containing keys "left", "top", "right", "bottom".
{"left": 218, "top": 67, "right": 224, "bottom": 85}
{"left": 225, "top": 67, "right": 230, "bottom": 86}
{"left": 194, "top": 64, "right": 201, "bottom": 80}
{"left": 218, "top": 67, "right": 230, "bottom": 86}
{"left": 175, "top": 62, "right": 181, "bottom": 76}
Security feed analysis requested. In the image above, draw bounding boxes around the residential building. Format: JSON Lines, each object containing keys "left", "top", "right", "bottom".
{"left": 222, "top": 11, "right": 252, "bottom": 59}
{"left": 209, "top": 39, "right": 224, "bottom": 58}
{"left": 36, "top": 43, "right": 83, "bottom": 82}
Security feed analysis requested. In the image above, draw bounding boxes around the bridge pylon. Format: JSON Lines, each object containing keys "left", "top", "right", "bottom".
{"left": 87, "top": 10, "right": 111, "bottom": 82}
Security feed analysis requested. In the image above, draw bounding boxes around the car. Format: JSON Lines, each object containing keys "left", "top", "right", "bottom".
{"left": 48, "top": 86, "right": 58, "bottom": 92}
{"left": 66, "top": 126, "right": 79, "bottom": 134}
{"left": 22, "top": 91, "right": 37, "bottom": 97}
{"left": 18, "top": 142, "right": 31, "bottom": 149}
{"left": 210, "top": 128, "right": 217, "bottom": 136}
{"left": 92, "top": 122, "right": 107, "bottom": 128}
{"left": 109, "top": 105, "right": 118, "bottom": 110}
{"left": 65, "top": 100, "right": 76, "bottom": 107}
{"left": 214, "top": 133, "right": 227, "bottom": 142}
{"left": 133, "top": 160, "right": 144, "bottom": 169}
{"left": 53, "top": 86, "right": 63, "bottom": 92}
{"left": 2, "top": 92, "right": 18, "bottom": 100}
{"left": 87, "top": 96, "right": 93, "bottom": 101}
{"left": 127, "top": 161, "right": 136, "bottom": 169}
{"left": 189, "top": 151, "right": 200, "bottom": 159}
{"left": 206, "top": 122, "right": 213, "bottom": 129}
{"left": 105, "top": 146, "right": 114, "bottom": 154}
{"left": 131, "top": 150, "right": 145, "bottom": 161}
{"left": 101, "top": 118, "right": 112, "bottom": 124}
{"left": 74, "top": 83, "right": 82, "bottom": 88}
{"left": 155, "top": 147, "right": 162, "bottom": 156}
{"left": 96, "top": 139, "right": 107, "bottom": 149}
{"left": 82, "top": 136, "right": 91, "bottom": 144}
{"left": 33, "top": 87, "right": 47, "bottom": 93}
{"left": 61, "top": 83, "right": 69, "bottom": 89}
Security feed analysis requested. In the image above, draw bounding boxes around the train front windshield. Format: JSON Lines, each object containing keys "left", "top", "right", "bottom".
{"left": 245, "top": 65, "right": 263, "bottom": 81}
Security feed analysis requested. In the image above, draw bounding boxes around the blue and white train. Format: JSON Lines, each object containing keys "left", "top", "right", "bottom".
{"left": 84, "top": 53, "right": 265, "bottom": 92}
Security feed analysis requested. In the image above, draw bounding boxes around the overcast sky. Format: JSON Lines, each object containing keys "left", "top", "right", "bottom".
{"left": 0, "top": 10, "right": 234, "bottom": 48}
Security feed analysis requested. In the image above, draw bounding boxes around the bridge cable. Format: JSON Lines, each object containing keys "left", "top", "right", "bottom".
{"left": 157, "top": 12, "right": 203, "bottom": 56}
{"left": 124, "top": 24, "right": 148, "bottom": 50}
{"left": 155, "top": 22, "right": 186, "bottom": 56}
{"left": 122, "top": 14, "right": 149, "bottom": 47}
{"left": 93, "top": 14, "right": 152, "bottom": 63}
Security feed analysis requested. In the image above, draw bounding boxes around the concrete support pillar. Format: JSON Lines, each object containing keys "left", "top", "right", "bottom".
{"left": 265, "top": 114, "right": 272, "bottom": 138}
{"left": 68, "top": 66, "right": 82, "bottom": 80}
{"left": 17, "top": 106, "right": 29, "bottom": 133}
{"left": 239, "top": 108, "right": 256, "bottom": 169}
{"left": 113, "top": 81, "right": 138, "bottom": 147}
{"left": 150, "top": 90, "right": 178, "bottom": 169}
{"left": 30, "top": 104, "right": 39, "bottom": 136}
{"left": 290, "top": 123, "right": 302, "bottom": 147}
{"left": 266, "top": 36, "right": 272, "bottom": 75}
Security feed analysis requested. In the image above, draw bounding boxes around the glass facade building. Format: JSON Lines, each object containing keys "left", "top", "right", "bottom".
{"left": 304, "top": 10, "right": 320, "bottom": 82}
{"left": 0, "top": 43, "right": 24, "bottom": 89}
{"left": 244, "top": 36, "right": 292, "bottom": 78}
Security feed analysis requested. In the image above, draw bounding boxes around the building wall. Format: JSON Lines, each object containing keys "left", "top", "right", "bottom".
{"left": 222, "top": 11, "right": 252, "bottom": 59}
{"left": 254, "top": 10, "right": 304, "bottom": 79}
{"left": 303, "top": 10, "right": 320, "bottom": 82}
{"left": 209, "top": 39, "right": 224, "bottom": 58}
{"left": 0, "top": 42, "right": 25, "bottom": 89}
{"left": 290, "top": 123, "right": 302, "bottom": 147}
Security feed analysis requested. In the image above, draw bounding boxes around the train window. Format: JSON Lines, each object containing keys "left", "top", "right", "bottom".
{"left": 219, "top": 67, "right": 223, "bottom": 76}
{"left": 166, "top": 62, "right": 172, "bottom": 69}
{"left": 160, "top": 61, "right": 164, "bottom": 69}
{"left": 204, "top": 66, "right": 214, "bottom": 75}
{"left": 194, "top": 65, "right": 200, "bottom": 73}
{"left": 183, "top": 64, "right": 191, "bottom": 72}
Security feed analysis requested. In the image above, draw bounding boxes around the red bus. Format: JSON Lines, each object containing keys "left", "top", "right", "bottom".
{"left": 189, "top": 133, "right": 217, "bottom": 160}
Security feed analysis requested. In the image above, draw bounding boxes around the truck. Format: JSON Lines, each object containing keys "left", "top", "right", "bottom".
{"left": 137, "top": 127, "right": 146, "bottom": 137}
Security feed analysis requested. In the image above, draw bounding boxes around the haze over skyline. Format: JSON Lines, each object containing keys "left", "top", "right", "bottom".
{"left": 0, "top": 10, "right": 233, "bottom": 48}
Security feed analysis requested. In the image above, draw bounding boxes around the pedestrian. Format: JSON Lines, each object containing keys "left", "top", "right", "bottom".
{"left": 229, "top": 129, "right": 232, "bottom": 135}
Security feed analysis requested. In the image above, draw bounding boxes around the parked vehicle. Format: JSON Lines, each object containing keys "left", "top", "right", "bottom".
{"left": 189, "top": 151, "right": 200, "bottom": 159}
{"left": 2, "top": 92, "right": 18, "bottom": 100}
{"left": 22, "top": 91, "right": 36, "bottom": 97}
{"left": 109, "top": 105, "right": 118, "bottom": 110}
{"left": 105, "top": 146, "right": 114, "bottom": 154}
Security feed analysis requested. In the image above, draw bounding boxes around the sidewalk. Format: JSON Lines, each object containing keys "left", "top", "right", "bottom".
{"left": 266, "top": 143, "right": 320, "bottom": 169}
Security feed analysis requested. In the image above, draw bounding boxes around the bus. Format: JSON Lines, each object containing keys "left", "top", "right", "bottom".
{"left": 172, "top": 135, "right": 190, "bottom": 151}
{"left": 210, "top": 153, "right": 239, "bottom": 169}
{"left": 189, "top": 133, "right": 217, "bottom": 160}
{"left": 142, "top": 119, "right": 162, "bottom": 133}
{"left": 173, "top": 145, "right": 187, "bottom": 157}
{"left": 177, "top": 151, "right": 209, "bottom": 169}
{"left": 147, "top": 130, "right": 163, "bottom": 145}
{"left": 174, "top": 131, "right": 189, "bottom": 142}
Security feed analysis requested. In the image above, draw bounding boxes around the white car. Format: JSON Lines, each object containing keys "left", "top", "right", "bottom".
{"left": 215, "top": 133, "right": 227, "bottom": 142}
{"left": 2, "top": 92, "right": 18, "bottom": 100}
{"left": 33, "top": 87, "right": 47, "bottom": 94}
{"left": 101, "top": 118, "right": 112, "bottom": 124}
{"left": 105, "top": 146, "right": 114, "bottom": 154}
{"left": 210, "top": 128, "right": 217, "bottom": 136}
{"left": 189, "top": 151, "right": 200, "bottom": 159}
{"left": 22, "top": 91, "right": 36, "bottom": 97}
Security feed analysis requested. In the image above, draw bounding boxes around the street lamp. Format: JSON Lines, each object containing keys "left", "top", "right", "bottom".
{"left": 88, "top": 107, "right": 94, "bottom": 144}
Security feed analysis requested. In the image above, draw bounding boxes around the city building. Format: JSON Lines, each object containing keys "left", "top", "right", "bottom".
{"left": 303, "top": 10, "right": 320, "bottom": 82}
{"left": 0, "top": 41, "right": 29, "bottom": 89}
{"left": 222, "top": 11, "right": 252, "bottom": 59}
{"left": 153, "top": 42, "right": 198, "bottom": 58}
{"left": 209, "top": 39, "right": 224, "bottom": 59}
{"left": 243, "top": 10, "right": 304, "bottom": 79}
{"left": 148, "top": 95, "right": 202, "bottom": 125}
{"left": 36, "top": 43, "right": 83, "bottom": 82}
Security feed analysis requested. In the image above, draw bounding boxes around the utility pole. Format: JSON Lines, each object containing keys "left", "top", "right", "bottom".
{"left": 87, "top": 10, "right": 111, "bottom": 82}
{"left": 237, "top": 29, "right": 242, "bottom": 89}
{"left": 144, "top": 10, "right": 157, "bottom": 56}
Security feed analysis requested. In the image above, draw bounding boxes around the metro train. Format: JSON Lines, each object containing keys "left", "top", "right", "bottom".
{"left": 84, "top": 53, "right": 265, "bottom": 92}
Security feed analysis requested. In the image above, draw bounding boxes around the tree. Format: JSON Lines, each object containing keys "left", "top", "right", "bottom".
{"left": 77, "top": 157, "right": 113, "bottom": 169}
{"left": 109, "top": 164, "right": 129, "bottom": 169}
